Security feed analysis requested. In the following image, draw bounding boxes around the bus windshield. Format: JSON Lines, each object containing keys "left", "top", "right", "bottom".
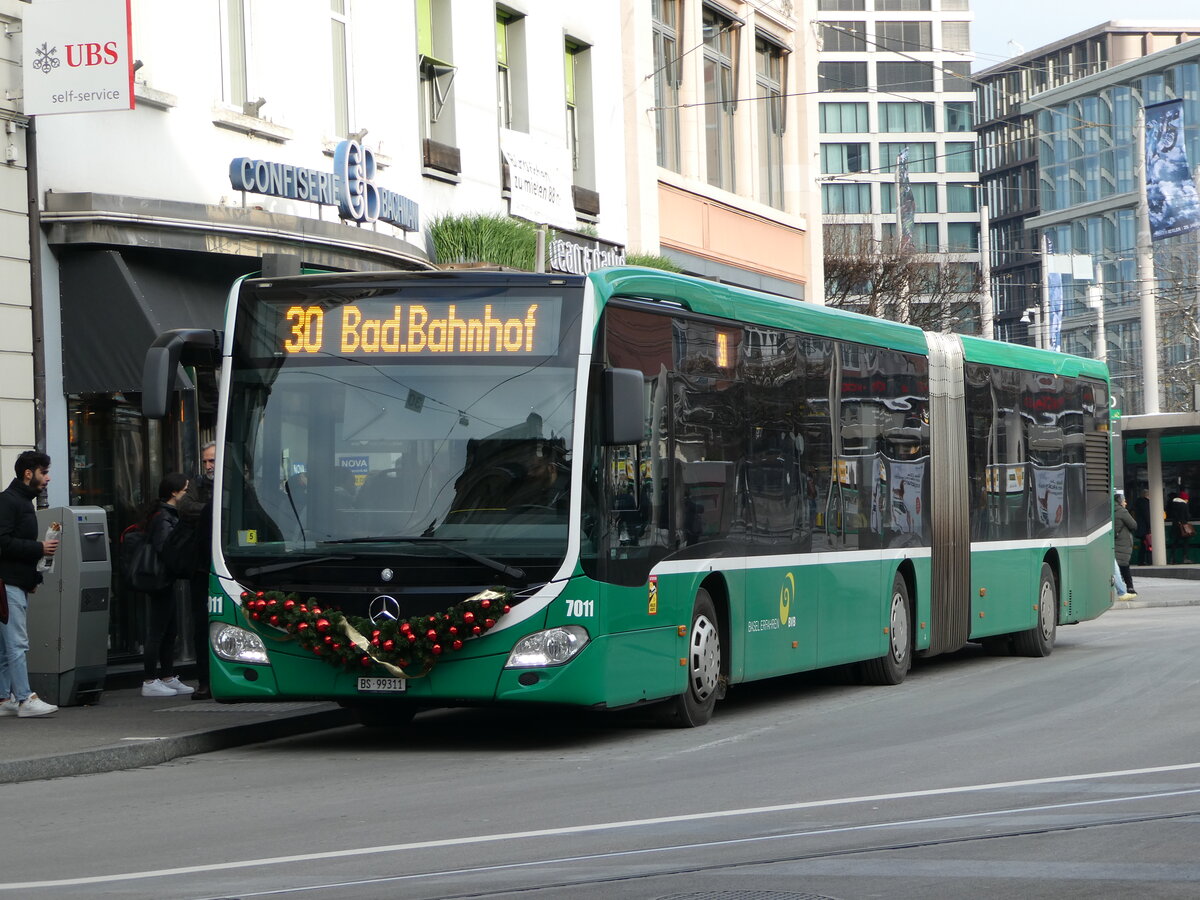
{"left": 221, "top": 277, "right": 583, "bottom": 580}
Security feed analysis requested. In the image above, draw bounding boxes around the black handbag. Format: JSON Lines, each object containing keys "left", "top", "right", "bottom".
{"left": 129, "top": 541, "right": 172, "bottom": 593}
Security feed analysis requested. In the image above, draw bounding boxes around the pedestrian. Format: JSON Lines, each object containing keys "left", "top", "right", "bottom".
{"left": 177, "top": 442, "right": 214, "bottom": 700}
{"left": 141, "top": 473, "right": 196, "bottom": 698}
{"left": 0, "top": 451, "right": 61, "bottom": 718}
{"left": 1133, "top": 488, "right": 1152, "bottom": 564}
{"left": 1113, "top": 492, "right": 1137, "bottom": 599}
{"left": 1168, "top": 490, "right": 1193, "bottom": 565}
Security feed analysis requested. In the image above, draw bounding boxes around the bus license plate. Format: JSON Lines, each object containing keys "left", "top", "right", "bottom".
{"left": 357, "top": 677, "right": 407, "bottom": 693}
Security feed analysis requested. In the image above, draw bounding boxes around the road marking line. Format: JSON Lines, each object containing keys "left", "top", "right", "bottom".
{"left": 4, "top": 760, "right": 1200, "bottom": 891}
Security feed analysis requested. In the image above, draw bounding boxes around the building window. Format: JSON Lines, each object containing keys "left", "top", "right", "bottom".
{"left": 495, "top": 9, "right": 527, "bottom": 131}
{"left": 819, "top": 61, "right": 868, "bottom": 92}
{"left": 882, "top": 222, "right": 938, "bottom": 252}
{"left": 756, "top": 36, "right": 786, "bottom": 208}
{"left": 652, "top": 0, "right": 682, "bottom": 171}
{"left": 222, "top": 0, "right": 250, "bottom": 110}
{"left": 942, "top": 0, "right": 968, "bottom": 8}
{"left": 946, "top": 183, "right": 978, "bottom": 213}
{"left": 820, "top": 102, "right": 869, "bottom": 133}
{"left": 565, "top": 39, "right": 595, "bottom": 190}
{"left": 945, "top": 141, "right": 976, "bottom": 172}
{"left": 703, "top": 6, "right": 738, "bottom": 191}
{"left": 822, "top": 183, "right": 872, "bottom": 214}
{"left": 330, "top": 0, "right": 351, "bottom": 138}
{"left": 875, "top": 0, "right": 930, "bottom": 9}
{"left": 821, "top": 143, "right": 869, "bottom": 174}
{"left": 880, "top": 142, "right": 934, "bottom": 173}
{"left": 944, "top": 101, "right": 974, "bottom": 132}
{"left": 822, "top": 21, "right": 866, "bottom": 51}
{"left": 417, "top": 0, "right": 456, "bottom": 156}
{"left": 942, "top": 21, "right": 970, "bottom": 52}
{"left": 948, "top": 222, "right": 979, "bottom": 251}
{"left": 878, "top": 62, "right": 934, "bottom": 93}
{"left": 818, "top": 0, "right": 865, "bottom": 9}
{"left": 882, "top": 181, "right": 936, "bottom": 214}
{"left": 943, "top": 61, "right": 973, "bottom": 94}
{"left": 877, "top": 21, "right": 932, "bottom": 52}
{"left": 879, "top": 101, "right": 934, "bottom": 132}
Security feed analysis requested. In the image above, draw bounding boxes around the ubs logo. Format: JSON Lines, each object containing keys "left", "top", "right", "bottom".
{"left": 33, "top": 43, "right": 61, "bottom": 74}
{"left": 369, "top": 595, "right": 401, "bottom": 623}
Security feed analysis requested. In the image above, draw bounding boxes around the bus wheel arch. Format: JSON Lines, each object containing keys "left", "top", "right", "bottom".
{"left": 1014, "top": 559, "right": 1058, "bottom": 658}
{"left": 861, "top": 567, "right": 913, "bottom": 685}
{"left": 661, "top": 576, "right": 728, "bottom": 728}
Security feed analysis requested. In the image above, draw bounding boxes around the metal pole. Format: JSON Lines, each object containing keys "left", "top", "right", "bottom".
{"left": 1133, "top": 107, "right": 1160, "bottom": 415}
{"left": 534, "top": 226, "right": 546, "bottom": 273}
{"left": 1088, "top": 282, "right": 1106, "bottom": 365}
{"left": 1147, "top": 433, "right": 1167, "bottom": 566}
{"left": 978, "top": 194, "right": 994, "bottom": 340}
{"left": 1038, "top": 233, "right": 1050, "bottom": 350}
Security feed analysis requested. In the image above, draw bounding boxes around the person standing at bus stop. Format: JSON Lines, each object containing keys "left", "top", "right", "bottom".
{"left": 0, "top": 451, "right": 60, "bottom": 718}
{"left": 1169, "top": 489, "right": 1193, "bottom": 564}
{"left": 178, "top": 442, "right": 215, "bottom": 700}
{"left": 1113, "top": 492, "right": 1137, "bottom": 600}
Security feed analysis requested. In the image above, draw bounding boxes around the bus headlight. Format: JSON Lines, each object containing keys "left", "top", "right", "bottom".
{"left": 211, "top": 623, "right": 270, "bottom": 665}
{"left": 505, "top": 626, "right": 589, "bottom": 668}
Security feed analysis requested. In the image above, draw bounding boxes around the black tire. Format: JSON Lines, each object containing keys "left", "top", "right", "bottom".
{"left": 1014, "top": 562, "right": 1057, "bottom": 657}
{"left": 662, "top": 588, "right": 723, "bottom": 727}
{"left": 861, "top": 573, "right": 912, "bottom": 685}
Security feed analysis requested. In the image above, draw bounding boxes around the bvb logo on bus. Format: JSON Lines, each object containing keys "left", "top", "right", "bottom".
{"left": 780, "top": 572, "right": 797, "bottom": 627}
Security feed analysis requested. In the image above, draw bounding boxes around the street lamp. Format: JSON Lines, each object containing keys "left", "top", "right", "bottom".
{"left": 1020, "top": 307, "right": 1041, "bottom": 349}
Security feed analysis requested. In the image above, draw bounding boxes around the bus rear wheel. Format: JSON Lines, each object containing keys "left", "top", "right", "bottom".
{"left": 662, "top": 588, "right": 723, "bottom": 728}
{"left": 1014, "top": 562, "right": 1057, "bottom": 657}
{"left": 861, "top": 573, "right": 912, "bottom": 685}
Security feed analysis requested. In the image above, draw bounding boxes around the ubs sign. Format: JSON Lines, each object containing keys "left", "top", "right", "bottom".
{"left": 229, "top": 140, "right": 418, "bottom": 232}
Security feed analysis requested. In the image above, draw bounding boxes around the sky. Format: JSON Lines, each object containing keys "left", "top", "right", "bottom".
{"left": 970, "top": 1, "right": 1197, "bottom": 72}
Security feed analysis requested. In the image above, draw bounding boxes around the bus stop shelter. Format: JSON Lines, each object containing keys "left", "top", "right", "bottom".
{"left": 1118, "top": 411, "right": 1200, "bottom": 565}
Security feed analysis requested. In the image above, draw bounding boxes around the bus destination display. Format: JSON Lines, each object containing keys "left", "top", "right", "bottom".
{"left": 277, "top": 297, "right": 561, "bottom": 357}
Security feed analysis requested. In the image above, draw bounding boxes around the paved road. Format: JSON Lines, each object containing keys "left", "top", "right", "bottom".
{"left": 2, "top": 599, "right": 1199, "bottom": 898}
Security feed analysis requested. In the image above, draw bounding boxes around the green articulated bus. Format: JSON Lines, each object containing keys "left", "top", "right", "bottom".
{"left": 143, "top": 266, "right": 1113, "bottom": 728}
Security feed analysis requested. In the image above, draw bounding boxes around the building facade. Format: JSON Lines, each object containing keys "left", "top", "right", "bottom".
{"left": 623, "top": 0, "right": 820, "bottom": 301}
{"left": 814, "top": 0, "right": 980, "bottom": 323}
{"left": 975, "top": 21, "right": 1200, "bottom": 346}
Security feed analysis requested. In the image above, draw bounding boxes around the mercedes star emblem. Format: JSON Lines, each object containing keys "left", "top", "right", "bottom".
{"left": 369, "top": 594, "right": 401, "bottom": 623}
{"left": 381, "top": 567, "right": 395, "bottom": 582}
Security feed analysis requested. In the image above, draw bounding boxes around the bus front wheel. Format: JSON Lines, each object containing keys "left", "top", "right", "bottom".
{"left": 1013, "top": 563, "right": 1057, "bottom": 658}
{"left": 861, "top": 573, "right": 912, "bottom": 685}
{"left": 662, "top": 588, "right": 723, "bottom": 727}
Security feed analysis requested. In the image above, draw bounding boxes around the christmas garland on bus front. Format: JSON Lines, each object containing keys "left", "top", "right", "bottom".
{"left": 240, "top": 588, "right": 513, "bottom": 678}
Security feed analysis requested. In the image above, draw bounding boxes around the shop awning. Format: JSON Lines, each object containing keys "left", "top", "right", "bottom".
{"left": 59, "top": 248, "right": 250, "bottom": 394}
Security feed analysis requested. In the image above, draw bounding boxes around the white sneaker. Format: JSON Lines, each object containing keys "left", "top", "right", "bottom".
{"left": 0, "top": 695, "right": 18, "bottom": 717}
{"left": 142, "top": 679, "right": 177, "bottom": 698}
{"left": 160, "top": 676, "right": 195, "bottom": 696}
{"left": 17, "top": 693, "right": 58, "bottom": 717}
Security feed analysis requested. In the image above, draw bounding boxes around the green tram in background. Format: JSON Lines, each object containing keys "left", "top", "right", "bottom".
{"left": 143, "top": 267, "right": 1113, "bottom": 727}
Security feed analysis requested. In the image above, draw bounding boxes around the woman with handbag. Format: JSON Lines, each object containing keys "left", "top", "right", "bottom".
{"left": 141, "top": 473, "right": 196, "bottom": 698}
{"left": 1168, "top": 490, "right": 1194, "bottom": 565}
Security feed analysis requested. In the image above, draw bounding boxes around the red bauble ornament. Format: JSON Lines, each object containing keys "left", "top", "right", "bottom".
{"left": 449, "top": 626, "right": 458, "bottom": 635}
{"left": 503, "top": 605, "right": 511, "bottom": 614}
{"left": 452, "top": 639, "right": 463, "bottom": 651}
{"left": 370, "top": 637, "right": 380, "bottom": 647}
{"left": 463, "top": 612, "right": 475, "bottom": 624}
{"left": 472, "top": 625, "right": 482, "bottom": 635}
{"left": 400, "top": 622, "right": 411, "bottom": 633}
{"left": 481, "top": 599, "right": 491, "bottom": 610}
{"left": 431, "top": 644, "right": 443, "bottom": 655}
{"left": 255, "top": 591, "right": 265, "bottom": 598}
{"left": 382, "top": 639, "right": 394, "bottom": 651}
{"left": 332, "top": 642, "right": 341, "bottom": 650}
{"left": 298, "top": 622, "right": 309, "bottom": 633}
{"left": 251, "top": 612, "right": 260, "bottom": 620}
{"left": 407, "top": 631, "right": 417, "bottom": 643}
{"left": 311, "top": 607, "right": 322, "bottom": 616}
{"left": 269, "top": 615, "right": 279, "bottom": 626}
{"left": 428, "top": 616, "right": 437, "bottom": 623}
{"left": 284, "top": 599, "right": 295, "bottom": 610}
{"left": 324, "top": 635, "right": 333, "bottom": 644}
{"left": 361, "top": 656, "right": 372, "bottom": 667}
{"left": 316, "top": 618, "right": 331, "bottom": 633}
{"left": 426, "top": 628, "right": 438, "bottom": 640}
{"left": 485, "top": 618, "right": 495, "bottom": 629}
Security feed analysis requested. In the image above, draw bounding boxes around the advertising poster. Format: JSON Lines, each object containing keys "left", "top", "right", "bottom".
{"left": 1144, "top": 100, "right": 1200, "bottom": 241}
{"left": 1045, "top": 234, "right": 1063, "bottom": 352}
{"left": 897, "top": 148, "right": 915, "bottom": 254}
{"left": 888, "top": 460, "right": 925, "bottom": 537}
{"left": 1032, "top": 465, "right": 1065, "bottom": 529}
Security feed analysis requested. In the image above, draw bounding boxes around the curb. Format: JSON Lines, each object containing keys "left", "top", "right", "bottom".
{"left": 0, "top": 707, "right": 356, "bottom": 786}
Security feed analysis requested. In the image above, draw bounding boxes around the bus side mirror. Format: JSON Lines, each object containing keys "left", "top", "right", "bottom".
{"left": 603, "top": 368, "right": 644, "bottom": 445}
{"left": 142, "top": 329, "right": 223, "bottom": 419}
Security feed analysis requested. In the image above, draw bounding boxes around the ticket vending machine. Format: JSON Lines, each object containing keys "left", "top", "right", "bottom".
{"left": 26, "top": 506, "right": 111, "bottom": 706}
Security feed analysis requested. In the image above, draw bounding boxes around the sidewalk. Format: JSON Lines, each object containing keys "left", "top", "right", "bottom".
{"left": 2, "top": 572, "right": 1196, "bottom": 786}
{"left": 0, "top": 684, "right": 354, "bottom": 785}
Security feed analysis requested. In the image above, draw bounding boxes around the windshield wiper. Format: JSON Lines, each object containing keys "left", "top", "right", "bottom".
{"left": 243, "top": 555, "right": 356, "bottom": 578}
{"left": 319, "top": 536, "right": 525, "bottom": 580}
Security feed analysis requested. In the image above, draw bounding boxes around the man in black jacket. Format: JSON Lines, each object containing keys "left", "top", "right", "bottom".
{"left": 0, "top": 451, "right": 60, "bottom": 718}
{"left": 177, "top": 441, "right": 215, "bottom": 700}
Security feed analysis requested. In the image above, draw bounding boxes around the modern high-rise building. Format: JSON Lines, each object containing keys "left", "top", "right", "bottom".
{"left": 814, "top": 0, "right": 979, "bottom": 322}
{"left": 975, "top": 21, "right": 1200, "bottom": 347}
